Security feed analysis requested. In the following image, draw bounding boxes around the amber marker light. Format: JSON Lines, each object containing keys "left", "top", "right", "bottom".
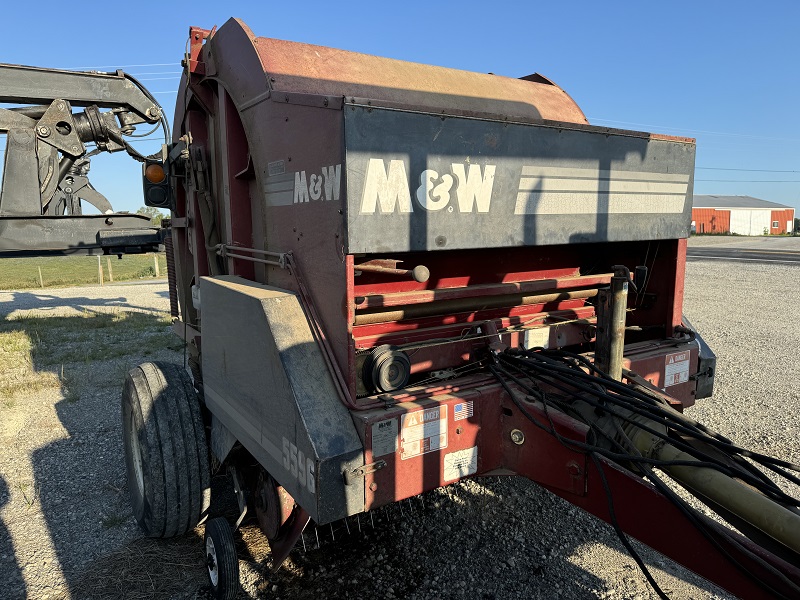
{"left": 145, "top": 163, "right": 167, "bottom": 184}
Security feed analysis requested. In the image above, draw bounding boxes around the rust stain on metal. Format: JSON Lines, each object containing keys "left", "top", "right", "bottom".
{"left": 354, "top": 273, "right": 613, "bottom": 310}
{"left": 251, "top": 37, "right": 589, "bottom": 124}
{"left": 649, "top": 132, "right": 696, "bottom": 144}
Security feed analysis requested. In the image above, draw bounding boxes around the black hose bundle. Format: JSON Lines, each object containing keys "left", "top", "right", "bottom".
{"left": 488, "top": 347, "right": 800, "bottom": 599}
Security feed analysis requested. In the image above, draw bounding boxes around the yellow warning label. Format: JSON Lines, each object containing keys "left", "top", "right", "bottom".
{"left": 400, "top": 405, "right": 448, "bottom": 460}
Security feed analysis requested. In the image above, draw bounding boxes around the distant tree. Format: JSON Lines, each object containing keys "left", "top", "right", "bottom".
{"left": 137, "top": 206, "right": 167, "bottom": 227}
{"left": 795, "top": 217, "right": 800, "bottom": 233}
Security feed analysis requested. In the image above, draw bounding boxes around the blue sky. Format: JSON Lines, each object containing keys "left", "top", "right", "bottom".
{"left": 2, "top": 1, "right": 799, "bottom": 214}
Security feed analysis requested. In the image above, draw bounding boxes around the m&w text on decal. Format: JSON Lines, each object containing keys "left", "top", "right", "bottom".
{"left": 360, "top": 158, "right": 496, "bottom": 214}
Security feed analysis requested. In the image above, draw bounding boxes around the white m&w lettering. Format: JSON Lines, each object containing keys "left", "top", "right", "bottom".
{"left": 360, "top": 158, "right": 496, "bottom": 214}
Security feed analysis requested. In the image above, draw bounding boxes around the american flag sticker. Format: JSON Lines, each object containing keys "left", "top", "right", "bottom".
{"left": 453, "top": 401, "right": 473, "bottom": 421}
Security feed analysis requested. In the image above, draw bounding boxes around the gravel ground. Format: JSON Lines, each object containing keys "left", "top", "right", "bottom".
{"left": 0, "top": 280, "right": 171, "bottom": 318}
{"left": 687, "top": 234, "right": 800, "bottom": 251}
{"left": 0, "top": 259, "right": 798, "bottom": 599}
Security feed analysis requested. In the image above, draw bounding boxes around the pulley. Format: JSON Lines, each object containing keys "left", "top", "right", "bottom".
{"left": 365, "top": 344, "right": 411, "bottom": 393}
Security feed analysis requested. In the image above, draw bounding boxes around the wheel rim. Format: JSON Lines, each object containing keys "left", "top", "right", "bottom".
{"left": 128, "top": 417, "right": 145, "bottom": 498}
{"left": 206, "top": 536, "right": 219, "bottom": 587}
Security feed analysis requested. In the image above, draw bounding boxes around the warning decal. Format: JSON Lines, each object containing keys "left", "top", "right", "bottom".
{"left": 371, "top": 418, "right": 398, "bottom": 458}
{"left": 400, "top": 405, "right": 448, "bottom": 460}
{"left": 523, "top": 326, "right": 550, "bottom": 350}
{"left": 444, "top": 446, "right": 478, "bottom": 481}
{"left": 665, "top": 351, "right": 690, "bottom": 387}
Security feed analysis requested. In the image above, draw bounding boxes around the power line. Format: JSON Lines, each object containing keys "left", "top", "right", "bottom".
{"left": 24, "top": 67, "right": 795, "bottom": 146}
{"left": 589, "top": 118, "right": 800, "bottom": 143}
{"left": 125, "top": 71, "right": 182, "bottom": 76}
{"left": 2, "top": 142, "right": 800, "bottom": 181}
{"left": 696, "top": 167, "right": 800, "bottom": 173}
{"left": 59, "top": 62, "right": 177, "bottom": 70}
{"left": 696, "top": 179, "right": 800, "bottom": 183}
{"left": 136, "top": 76, "right": 181, "bottom": 82}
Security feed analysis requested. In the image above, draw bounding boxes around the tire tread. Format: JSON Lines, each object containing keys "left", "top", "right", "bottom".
{"left": 123, "top": 361, "right": 209, "bottom": 538}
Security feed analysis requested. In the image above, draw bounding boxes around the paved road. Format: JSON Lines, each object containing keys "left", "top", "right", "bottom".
{"left": 687, "top": 246, "right": 800, "bottom": 264}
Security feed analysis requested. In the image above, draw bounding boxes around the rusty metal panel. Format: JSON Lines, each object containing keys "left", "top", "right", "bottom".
{"left": 344, "top": 106, "right": 696, "bottom": 253}
{"left": 188, "top": 18, "right": 356, "bottom": 400}
{"left": 623, "top": 340, "right": 701, "bottom": 408}
{"left": 354, "top": 387, "right": 503, "bottom": 509}
{"left": 354, "top": 273, "right": 613, "bottom": 310}
{"left": 252, "top": 35, "right": 587, "bottom": 124}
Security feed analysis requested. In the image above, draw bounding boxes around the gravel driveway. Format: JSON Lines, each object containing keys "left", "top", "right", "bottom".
{"left": 0, "top": 259, "right": 797, "bottom": 599}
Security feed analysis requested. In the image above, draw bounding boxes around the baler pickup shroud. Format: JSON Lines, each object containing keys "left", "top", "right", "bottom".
{"left": 119, "top": 18, "right": 800, "bottom": 600}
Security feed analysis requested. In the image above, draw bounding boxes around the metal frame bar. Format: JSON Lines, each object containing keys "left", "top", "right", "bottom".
{"left": 0, "top": 63, "right": 159, "bottom": 121}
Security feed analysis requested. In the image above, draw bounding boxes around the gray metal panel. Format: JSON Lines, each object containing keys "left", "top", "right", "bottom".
{"left": 682, "top": 316, "right": 716, "bottom": 400}
{"left": 344, "top": 107, "right": 695, "bottom": 253}
{"left": 0, "top": 129, "right": 40, "bottom": 215}
{"left": 0, "top": 63, "right": 159, "bottom": 120}
{"left": 200, "top": 276, "right": 364, "bottom": 524}
{"left": 0, "top": 214, "right": 161, "bottom": 254}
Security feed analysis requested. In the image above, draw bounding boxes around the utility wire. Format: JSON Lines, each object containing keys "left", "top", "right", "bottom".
{"left": 59, "top": 62, "right": 177, "bottom": 70}
{"left": 589, "top": 118, "right": 800, "bottom": 143}
{"left": 32, "top": 65, "right": 800, "bottom": 147}
{"left": 0, "top": 99, "right": 798, "bottom": 180}
{"left": 1, "top": 137, "right": 798, "bottom": 185}
{"left": 697, "top": 167, "right": 800, "bottom": 173}
{"left": 124, "top": 71, "right": 182, "bottom": 76}
{"left": 136, "top": 76, "right": 181, "bottom": 82}
{"left": 696, "top": 179, "right": 800, "bottom": 183}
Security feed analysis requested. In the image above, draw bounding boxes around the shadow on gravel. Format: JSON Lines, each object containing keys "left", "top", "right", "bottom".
{"left": 251, "top": 476, "right": 729, "bottom": 600}
{"left": 0, "top": 476, "right": 26, "bottom": 599}
{"left": 0, "top": 289, "right": 166, "bottom": 320}
{"left": 0, "top": 307, "right": 204, "bottom": 599}
{"left": 63, "top": 469, "right": 251, "bottom": 600}
{"left": 232, "top": 479, "right": 616, "bottom": 600}
{"left": 1, "top": 304, "right": 732, "bottom": 599}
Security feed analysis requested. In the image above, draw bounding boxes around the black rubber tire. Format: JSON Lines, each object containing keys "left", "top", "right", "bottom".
{"left": 122, "top": 361, "right": 210, "bottom": 538}
{"left": 204, "top": 517, "right": 239, "bottom": 600}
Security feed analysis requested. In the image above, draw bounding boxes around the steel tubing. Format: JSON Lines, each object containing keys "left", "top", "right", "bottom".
{"left": 355, "top": 263, "right": 430, "bottom": 283}
{"left": 353, "top": 288, "right": 598, "bottom": 326}
{"left": 607, "top": 276, "right": 628, "bottom": 380}
{"left": 650, "top": 442, "right": 800, "bottom": 557}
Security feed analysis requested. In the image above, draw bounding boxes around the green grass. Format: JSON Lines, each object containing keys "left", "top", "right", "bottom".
{"left": 101, "top": 513, "right": 128, "bottom": 529}
{"left": 13, "top": 311, "right": 175, "bottom": 366}
{"left": 15, "top": 481, "right": 39, "bottom": 508}
{"left": 0, "top": 310, "right": 177, "bottom": 402}
{"left": 0, "top": 253, "right": 168, "bottom": 290}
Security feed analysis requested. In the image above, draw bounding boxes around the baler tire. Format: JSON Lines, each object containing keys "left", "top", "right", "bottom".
{"left": 204, "top": 517, "right": 239, "bottom": 600}
{"left": 122, "top": 361, "right": 210, "bottom": 538}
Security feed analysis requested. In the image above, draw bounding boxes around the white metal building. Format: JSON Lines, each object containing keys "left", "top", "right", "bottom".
{"left": 692, "top": 195, "right": 795, "bottom": 236}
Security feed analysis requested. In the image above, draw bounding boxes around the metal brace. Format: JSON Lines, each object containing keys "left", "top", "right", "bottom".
{"left": 430, "top": 368, "right": 457, "bottom": 380}
{"left": 217, "top": 244, "right": 290, "bottom": 269}
{"left": 344, "top": 460, "right": 386, "bottom": 485}
{"left": 228, "top": 465, "right": 248, "bottom": 529}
